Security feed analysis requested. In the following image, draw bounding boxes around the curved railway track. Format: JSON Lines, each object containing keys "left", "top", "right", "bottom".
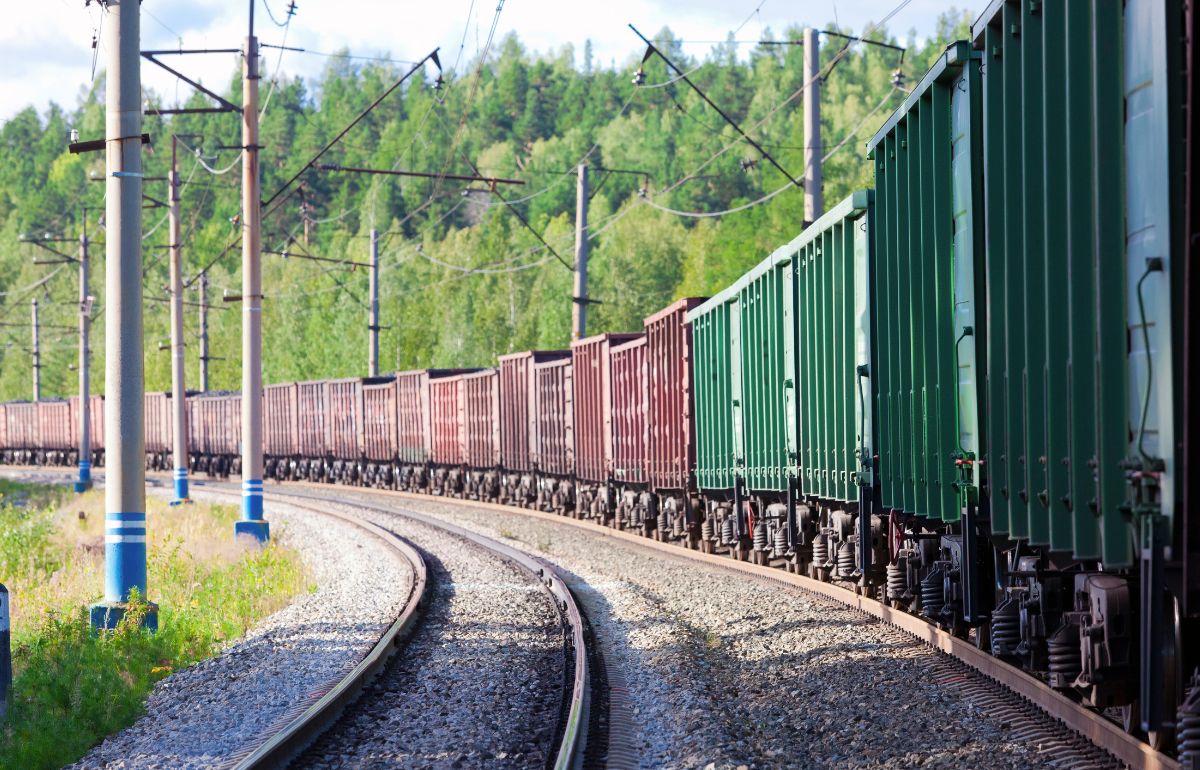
{"left": 270, "top": 481, "right": 1181, "bottom": 770}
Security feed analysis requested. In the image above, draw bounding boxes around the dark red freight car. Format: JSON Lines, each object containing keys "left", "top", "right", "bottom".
{"left": 295, "top": 380, "right": 329, "bottom": 480}
{"left": 362, "top": 377, "right": 398, "bottom": 488}
{"left": 327, "top": 377, "right": 368, "bottom": 483}
{"left": 532, "top": 356, "right": 574, "bottom": 513}
{"left": 644, "top": 298, "right": 706, "bottom": 543}
{"left": 36, "top": 399, "right": 74, "bottom": 466}
{"left": 188, "top": 392, "right": 240, "bottom": 478}
{"left": 143, "top": 392, "right": 172, "bottom": 469}
{"left": 69, "top": 394, "right": 104, "bottom": 467}
{"left": 429, "top": 373, "right": 466, "bottom": 496}
{"left": 263, "top": 382, "right": 298, "bottom": 479}
{"left": 571, "top": 331, "right": 642, "bottom": 519}
{"left": 498, "top": 350, "right": 570, "bottom": 505}
{"left": 463, "top": 368, "right": 501, "bottom": 501}
{"left": 610, "top": 336, "right": 651, "bottom": 532}
{"left": 390, "top": 369, "right": 476, "bottom": 492}
{"left": 4, "top": 402, "right": 36, "bottom": 464}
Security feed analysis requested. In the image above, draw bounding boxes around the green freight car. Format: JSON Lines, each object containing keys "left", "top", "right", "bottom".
{"left": 688, "top": 192, "right": 879, "bottom": 573}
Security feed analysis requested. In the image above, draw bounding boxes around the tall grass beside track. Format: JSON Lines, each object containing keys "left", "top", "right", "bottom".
{"left": 0, "top": 479, "right": 311, "bottom": 769}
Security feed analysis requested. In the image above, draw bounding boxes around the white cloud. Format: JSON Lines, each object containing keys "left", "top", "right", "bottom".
{"left": 1, "top": 0, "right": 962, "bottom": 122}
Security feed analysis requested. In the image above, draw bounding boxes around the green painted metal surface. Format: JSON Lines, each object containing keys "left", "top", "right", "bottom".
{"left": 868, "top": 42, "right": 981, "bottom": 524}
{"left": 793, "top": 193, "right": 873, "bottom": 504}
{"left": 689, "top": 294, "right": 737, "bottom": 491}
{"left": 975, "top": 1, "right": 1130, "bottom": 565}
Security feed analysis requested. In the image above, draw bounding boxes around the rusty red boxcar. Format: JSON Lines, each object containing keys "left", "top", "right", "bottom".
{"left": 188, "top": 391, "right": 240, "bottom": 477}
{"left": 362, "top": 376, "right": 398, "bottom": 488}
{"left": 37, "top": 399, "right": 74, "bottom": 465}
{"left": 264, "top": 382, "right": 298, "bottom": 479}
{"left": 327, "top": 377, "right": 368, "bottom": 483}
{"left": 571, "top": 331, "right": 642, "bottom": 518}
{"left": 644, "top": 297, "right": 705, "bottom": 542}
{"left": 429, "top": 373, "right": 465, "bottom": 496}
{"left": 462, "top": 368, "right": 500, "bottom": 501}
{"left": 391, "top": 369, "right": 475, "bottom": 492}
{"left": 532, "top": 356, "right": 574, "bottom": 512}
{"left": 69, "top": 394, "right": 105, "bottom": 466}
{"left": 296, "top": 380, "right": 329, "bottom": 470}
{"left": 499, "top": 351, "right": 570, "bottom": 505}
{"left": 610, "top": 336, "right": 648, "bottom": 486}
{"left": 4, "top": 402, "right": 36, "bottom": 464}
{"left": 143, "top": 392, "right": 172, "bottom": 469}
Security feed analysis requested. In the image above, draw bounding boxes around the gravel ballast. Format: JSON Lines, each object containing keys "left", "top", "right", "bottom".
{"left": 325, "top": 491, "right": 1118, "bottom": 770}
{"left": 296, "top": 506, "right": 566, "bottom": 770}
{"left": 69, "top": 490, "right": 413, "bottom": 770}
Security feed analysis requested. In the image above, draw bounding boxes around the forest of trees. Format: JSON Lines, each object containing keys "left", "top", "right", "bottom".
{"left": 0, "top": 12, "right": 970, "bottom": 401}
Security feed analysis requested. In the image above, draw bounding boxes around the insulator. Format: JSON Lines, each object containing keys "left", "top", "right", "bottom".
{"left": 701, "top": 516, "right": 715, "bottom": 542}
{"left": 836, "top": 539, "right": 856, "bottom": 577}
{"left": 920, "top": 565, "right": 945, "bottom": 618}
{"left": 658, "top": 508, "right": 670, "bottom": 534}
{"left": 1046, "top": 626, "right": 1082, "bottom": 685}
{"left": 720, "top": 516, "right": 735, "bottom": 545}
{"left": 886, "top": 562, "right": 908, "bottom": 603}
{"left": 753, "top": 520, "right": 770, "bottom": 552}
{"left": 990, "top": 597, "right": 1021, "bottom": 657}
{"left": 773, "top": 525, "right": 788, "bottom": 558}
{"left": 812, "top": 533, "right": 829, "bottom": 566}
{"left": 1179, "top": 671, "right": 1200, "bottom": 768}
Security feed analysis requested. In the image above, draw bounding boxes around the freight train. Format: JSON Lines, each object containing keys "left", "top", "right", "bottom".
{"left": 1, "top": 3, "right": 1197, "bottom": 759}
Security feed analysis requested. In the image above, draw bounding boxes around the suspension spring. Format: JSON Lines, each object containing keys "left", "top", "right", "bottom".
{"left": 1046, "top": 626, "right": 1082, "bottom": 684}
{"left": 773, "top": 524, "right": 788, "bottom": 558}
{"left": 701, "top": 516, "right": 715, "bottom": 542}
{"left": 720, "top": 516, "right": 735, "bottom": 546}
{"left": 672, "top": 513, "right": 684, "bottom": 538}
{"left": 753, "top": 521, "right": 770, "bottom": 552}
{"left": 990, "top": 597, "right": 1021, "bottom": 657}
{"left": 920, "top": 566, "right": 944, "bottom": 618}
{"left": 886, "top": 562, "right": 907, "bottom": 604}
{"left": 836, "top": 539, "right": 856, "bottom": 578}
{"left": 658, "top": 508, "right": 670, "bottom": 534}
{"left": 812, "top": 533, "right": 829, "bottom": 567}
{"left": 1178, "top": 670, "right": 1200, "bottom": 767}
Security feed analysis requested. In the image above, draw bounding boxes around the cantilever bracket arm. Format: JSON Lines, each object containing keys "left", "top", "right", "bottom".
{"left": 141, "top": 51, "right": 242, "bottom": 115}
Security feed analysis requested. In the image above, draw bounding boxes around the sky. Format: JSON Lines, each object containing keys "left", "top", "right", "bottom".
{"left": 0, "top": 0, "right": 968, "bottom": 123}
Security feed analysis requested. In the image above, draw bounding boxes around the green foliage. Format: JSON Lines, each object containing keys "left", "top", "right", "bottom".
{"left": 0, "top": 488, "right": 308, "bottom": 770}
{"left": 0, "top": 14, "right": 970, "bottom": 397}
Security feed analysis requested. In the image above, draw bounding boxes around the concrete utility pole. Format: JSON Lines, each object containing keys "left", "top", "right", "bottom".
{"left": 91, "top": 0, "right": 155, "bottom": 631}
{"left": 236, "top": 2, "right": 269, "bottom": 542}
{"left": 571, "top": 163, "right": 589, "bottom": 341}
{"left": 802, "top": 27, "right": 823, "bottom": 227}
{"left": 75, "top": 216, "right": 93, "bottom": 493}
{"left": 198, "top": 273, "right": 210, "bottom": 392}
{"left": 368, "top": 228, "right": 379, "bottom": 377}
{"left": 168, "top": 137, "right": 189, "bottom": 503}
{"left": 30, "top": 299, "right": 40, "bottom": 401}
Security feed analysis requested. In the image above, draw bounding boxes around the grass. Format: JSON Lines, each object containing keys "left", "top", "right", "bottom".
{"left": 0, "top": 481, "right": 311, "bottom": 770}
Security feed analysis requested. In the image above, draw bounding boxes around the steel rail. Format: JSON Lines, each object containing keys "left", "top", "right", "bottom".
{"left": 231, "top": 483, "right": 592, "bottom": 770}
{"left": 299, "top": 482, "right": 1181, "bottom": 770}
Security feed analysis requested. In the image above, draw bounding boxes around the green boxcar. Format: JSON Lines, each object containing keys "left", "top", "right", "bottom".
{"left": 867, "top": 41, "right": 985, "bottom": 526}
{"left": 792, "top": 192, "right": 875, "bottom": 505}
{"left": 973, "top": 2, "right": 1129, "bottom": 565}
{"left": 689, "top": 192, "right": 874, "bottom": 503}
{"left": 690, "top": 296, "right": 737, "bottom": 492}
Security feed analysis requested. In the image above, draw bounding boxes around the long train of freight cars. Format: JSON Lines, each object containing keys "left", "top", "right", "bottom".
{"left": 2, "top": 5, "right": 1198, "bottom": 759}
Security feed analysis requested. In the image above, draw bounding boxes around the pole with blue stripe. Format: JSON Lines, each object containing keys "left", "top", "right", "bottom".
{"left": 234, "top": 6, "right": 270, "bottom": 544}
{"left": 90, "top": 0, "right": 157, "bottom": 632}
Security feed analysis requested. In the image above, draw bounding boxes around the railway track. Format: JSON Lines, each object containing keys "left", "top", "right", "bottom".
{"left": 273, "top": 481, "right": 1181, "bottom": 770}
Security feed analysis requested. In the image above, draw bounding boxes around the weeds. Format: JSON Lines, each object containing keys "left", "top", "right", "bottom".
{"left": 0, "top": 486, "right": 308, "bottom": 770}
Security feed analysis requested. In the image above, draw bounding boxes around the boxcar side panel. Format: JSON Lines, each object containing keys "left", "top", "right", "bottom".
{"left": 610, "top": 336, "right": 648, "bottom": 485}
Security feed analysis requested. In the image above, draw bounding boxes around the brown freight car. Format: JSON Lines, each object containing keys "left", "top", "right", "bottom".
{"left": 571, "top": 331, "right": 642, "bottom": 520}
{"left": 362, "top": 377, "right": 399, "bottom": 488}
{"left": 645, "top": 298, "right": 706, "bottom": 544}
{"left": 36, "top": 399, "right": 74, "bottom": 466}
{"left": 295, "top": 379, "right": 329, "bottom": 481}
{"left": 263, "top": 382, "right": 298, "bottom": 480}
{"left": 532, "top": 356, "right": 574, "bottom": 513}
{"left": 188, "top": 391, "right": 240, "bottom": 478}
{"left": 69, "top": 394, "right": 104, "bottom": 468}
{"left": 610, "top": 336, "right": 650, "bottom": 532}
{"left": 498, "top": 350, "right": 571, "bottom": 506}
{"left": 462, "top": 368, "right": 500, "bottom": 502}
{"left": 143, "top": 392, "right": 172, "bottom": 470}
{"left": 3, "top": 402, "right": 36, "bottom": 465}
{"left": 429, "top": 373, "right": 465, "bottom": 496}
